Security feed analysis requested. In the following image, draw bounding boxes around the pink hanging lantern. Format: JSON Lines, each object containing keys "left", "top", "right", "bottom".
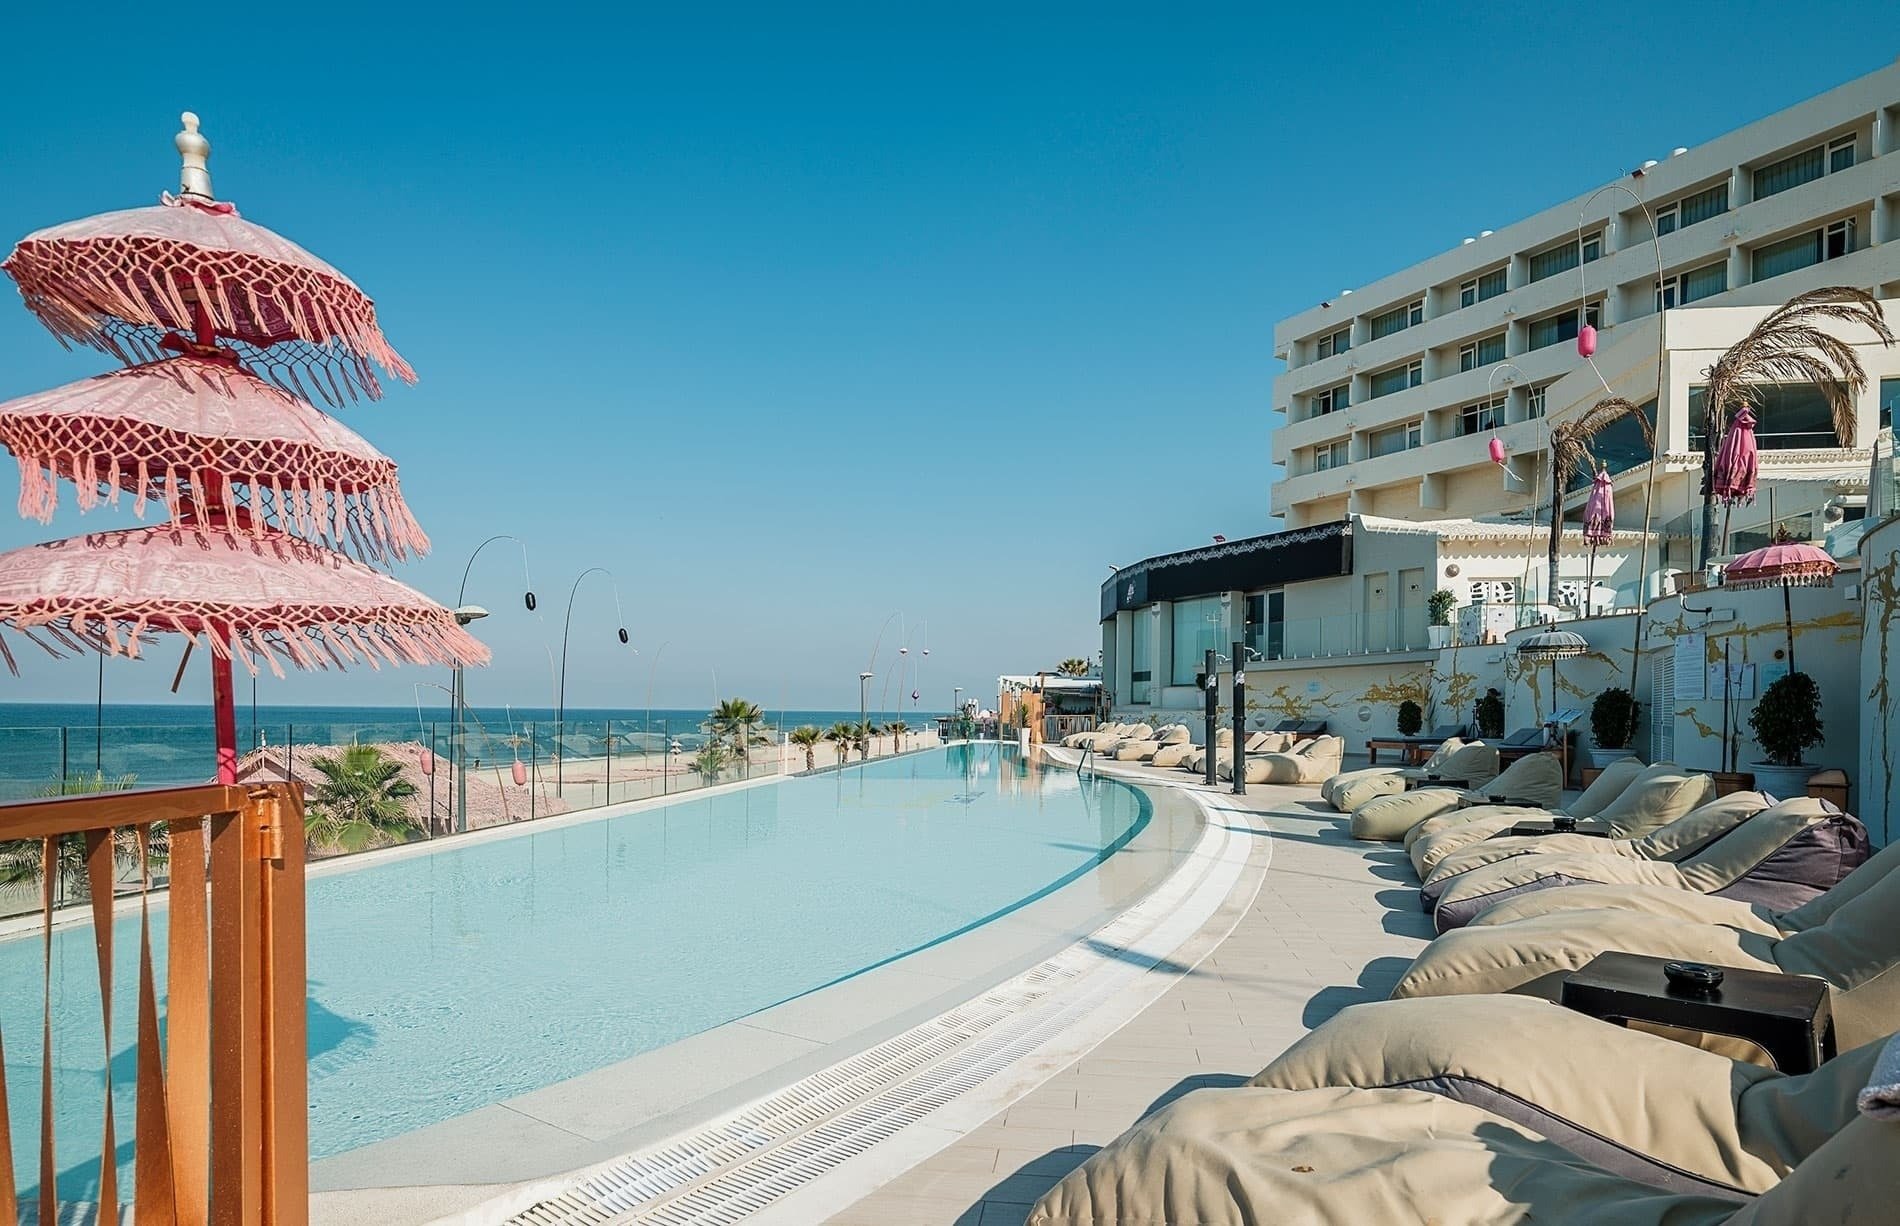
{"left": 1576, "top": 324, "right": 1597, "bottom": 357}
{"left": 419, "top": 747, "right": 434, "bottom": 775}
{"left": 1710, "top": 407, "right": 1759, "bottom": 505}
{"left": 1487, "top": 437, "right": 1507, "bottom": 464}
{"left": 511, "top": 758, "right": 527, "bottom": 787}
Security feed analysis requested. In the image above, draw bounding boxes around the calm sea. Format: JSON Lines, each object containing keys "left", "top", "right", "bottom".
{"left": 0, "top": 703, "right": 942, "bottom": 796}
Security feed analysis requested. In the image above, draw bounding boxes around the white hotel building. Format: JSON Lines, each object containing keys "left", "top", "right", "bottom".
{"left": 1099, "top": 59, "right": 1900, "bottom": 731}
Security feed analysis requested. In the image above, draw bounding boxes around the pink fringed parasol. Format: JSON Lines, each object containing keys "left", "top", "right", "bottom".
{"left": 0, "top": 353, "right": 428, "bottom": 558}
{"left": 0, "top": 523, "right": 487, "bottom": 679}
{"left": 1582, "top": 468, "right": 1614, "bottom": 547}
{"left": 2, "top": 118, "right": 411, "bottom": 405}
{"left": 1724, "top": 536, "right": 1835, "bottom": 673}
{"left": 1709, "top": 407, "right": 1759, "bottom": 504}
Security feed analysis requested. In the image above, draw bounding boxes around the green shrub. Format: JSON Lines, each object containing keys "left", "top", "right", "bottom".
{"left": 1749, "top": 672, "right": 1823, "bottom": 767}
{"left": 1475, "top": 688, "right": 1505, "bottom": 738}
{"left": 1427, "top": 590, "right": 1458, "bottom": 627}
{"left": 1396, "top": 699, "right": 1423, "bottom": 737}
{"left": 1589, "top": 688, "right": 1640, "bottom": 750}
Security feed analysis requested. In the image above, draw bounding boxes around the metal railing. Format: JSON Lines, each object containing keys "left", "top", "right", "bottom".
{"left": 0, "top": 782, "right": 307, "bottom": 1225}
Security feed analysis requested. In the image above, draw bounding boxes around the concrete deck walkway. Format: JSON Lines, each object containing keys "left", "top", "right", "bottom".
{"left": 824, "top": 762, "right": 1434, "bottom": 1225}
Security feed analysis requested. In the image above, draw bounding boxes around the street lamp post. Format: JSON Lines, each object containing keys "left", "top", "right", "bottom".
{"left": 557, "top": 567, "right": 630, "bottom": 796}
{"left": 859, "top": 671, "right": 874, "bottom": 762}
{"left": 453, "top": 535, "right": 535, "bottom": 833}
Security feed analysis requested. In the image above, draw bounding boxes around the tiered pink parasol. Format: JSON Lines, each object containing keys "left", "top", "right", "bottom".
{"left": 0, "top": 354, "right": 427, "bottom": 558}
{"left": 0, "top": 112, "right": 484, "bottom": 792}
{"left": 1724, "top": 534, "right": 1836, "bottom": 673}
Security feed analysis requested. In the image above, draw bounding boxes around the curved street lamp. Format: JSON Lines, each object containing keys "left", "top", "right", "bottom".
{"left": 556, "top": 566, "right": 631, "bottom": 795}
{"left": 452, "top": 535, "right": 536, "bottom": 832}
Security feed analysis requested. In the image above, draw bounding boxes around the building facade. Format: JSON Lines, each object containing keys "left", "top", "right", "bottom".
{"left": 1271, "top": 60, "right": 1900, "bottom": 532}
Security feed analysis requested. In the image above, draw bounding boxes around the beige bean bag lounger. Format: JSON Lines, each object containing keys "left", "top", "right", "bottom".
{"left": 1346, "top": 746, "right": 1534, "bottom": 843}
{"left": 1180, "top": 727, "right": 1232, "bottom": 773}
{"left": 1070, "top": 722, "right": 1131, "bottom": 750}
{"left": 1088, "top": 722, "right": 1154, "bottom": 754}
{"left": 1061, "top": 722, "right": 1118, "bottom": 748}
{"left": 1243, "top": 734, "right": 1344, "bottom": 785}
{"left": 1466, "top": 835, "right": 1900, "bottom": 935}
{"left": 1028, "top": 1052, "right": 1899, "bottom": 1225}
{"left": 1428, "top": 798, "right": 1868, "bottom": 931}
{"left": 1215, "top": 731, "right": 1290, "bottom": 780}
{"left": 1320, "top": 737, "right": 1467, "bottom": 813}
{"left": 1393, "top": 834, "right": 1899, "bottom": 1055}
{"left": 1419, "top": 790, "right": 1774, "bottom": 909}
{"left": 1148, "top": 732, "right": 1201, "bottom": 769}
{"left": 1255, "top": 993, "right": 1887, "bottom": 1198}
{"left": 1113, "top": 723, "right": 1190, "bottom": 761}
{"left": 1407, "top": 761, "right": 1708, "bottom": 871}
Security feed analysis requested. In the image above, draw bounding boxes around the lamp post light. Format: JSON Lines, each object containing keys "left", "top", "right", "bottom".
{"left": 452, "top": 535, "right": 535, "bottom": 834}
{"left": 556, "top": 566, "right": 631, "bottom": 796}
{"left": 859, "top": 670, "right": 874, "bottom": 761}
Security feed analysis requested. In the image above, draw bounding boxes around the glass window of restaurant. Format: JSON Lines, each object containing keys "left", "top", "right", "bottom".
{"left": 1171, "top": 596, "right": 1226, "bottom": 685}
{"left": 1689, "top": 383, "right": 1849, "bottom": 451}
{"left": 1130, "top": 611, "right": 1154, "bottom": 704}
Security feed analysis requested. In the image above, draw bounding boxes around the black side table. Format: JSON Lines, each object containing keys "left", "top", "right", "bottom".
{"left": 1560, "top": 952, "right": 1835, "bottom": 1073}
{"left": 1505, "top": 819, "right": 1611, "bottom": 838}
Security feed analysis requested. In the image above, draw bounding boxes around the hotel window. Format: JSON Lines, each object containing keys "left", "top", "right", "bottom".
{"left": 1654, "top": 183, "right": 1729, "bottom": 236}
{"left": 1829, "top": 134, "right": 1857, "bottom": 173}
{"left": 1368, "top": 420, "right": 1421, "bottom": 458}
{"left": 1528, "top": 232, "right": 1601, "bottom": 283}
{"left": 1171, "top": 596, "right": 1226, "bottom": 686}
{"left": 1751, "top": 219, "right": 1855, "bottom": 282}
{"left": 1458, "top": 332, "right": 1507, "bottom": 371}
{"left": 1656, "top": 262, "right": 1728, "bottom": 310}
{"left": 1130, "top": 613, "right": 1154, "bottom": 704}
{"left": 1752, "top": 135, "right": 1853, "bottom": 200}
{"left": 1313, "top": 440, "right": 1349, "bottom": 471}
{"left": 1369, "top": 299, "right": 1425, "bottom": 339}
{"left": 1459, "top": 396, "right": 1506, "bottom": 436}
{"left": 1527, "top": 302, "right": 1601, "bottom": 351}
{"left": 1316, "top": 327, "right": 1351, "bottom": 359}
{"left": 1882, "top": 377, "right": 1899, "bottom": 432}
{"left": 1458, "top": 267, "right": 1508, "bottom": 308}
{"left": 1369, "top": 360, "right": 1423, "bottom": 398}
{"left": 1525, "top": 383, "right": 1549, "bottom": 418}
{"left": 1313, "top": 383, "right": 1350, "bottom": 416}
{"left": 1689, "top": 383, "right": 1851, "bottom": 451}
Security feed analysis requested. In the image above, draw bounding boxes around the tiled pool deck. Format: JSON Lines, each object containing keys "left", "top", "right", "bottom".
{"left": 822, "top": 757, "right": 1436, "bottom": 1225}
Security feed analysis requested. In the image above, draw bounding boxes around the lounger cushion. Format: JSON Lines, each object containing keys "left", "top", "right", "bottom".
{"left": 1322, "top": 766, "right": 1392, "bottom": 810}
{"left": 1429, "top": 798, "right": 1866, "bottom": 931}
{"left": 1349, "top": 787, "right": 1463, "bottom": 842}
{"left": 1255, "top": 994, "right": 1879, "bottom": 1196}
{"left": 1395, "top": 736, "right": 1470, "bottom": 782}
{"left": 1150, "top": 740, "right": 1198, "bottom": 768}
{"left": 1566, "top": 755, "right": 1651, "bottom": 819}
{"left": 1243, "top": 735, "right": 1344, "bottom": 785}
{"left": 1592, "top": 767, "right": 1718, "bottom": 836}
{"left": 1406, "top": 760, "right": 1691, "bottom": 871}
{"left": 1424, "top": 741, "right": 1501, "bottom": 788}
{"left": 1027, "top": 1083, "right": 1789, "bottom": 1226}
{"left": 1459, "top": 751, "right": 1564, "bottom": 809}
{"left": 1330, "top": 771, "right": 1408, "bottom": 812}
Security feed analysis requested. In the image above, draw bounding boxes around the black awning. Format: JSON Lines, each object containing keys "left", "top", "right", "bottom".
{"left": 1101, "top": 520, "right": 1352, "bottom": 621}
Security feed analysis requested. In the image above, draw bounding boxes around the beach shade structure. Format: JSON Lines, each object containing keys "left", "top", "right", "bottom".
{"left": 2, "top": 117, "right": 411, "bottom": 406}
{"left": 1516, "top": 626, "right": 1587, "bottom": 724}
{"left": 0, "top": 353, "right": 428, "bottom": 559}
{"left": 1724, "top": 533, "right": 1837, "bottom": 673}
{"left": 0, "top": 523, "right": 487, "bottom": 777}
{"left": 1581, "top": 466, "right": 1614, "bottom": 610}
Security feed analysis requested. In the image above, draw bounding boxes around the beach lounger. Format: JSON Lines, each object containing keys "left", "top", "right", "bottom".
{"left": 1215, "top": 730, "right": 1295, "bottom": 781}
{"left": 1180, "top": 727, "right": 1232, "bottom": 773}
{"left": 1061, "top": 721, "right": 1122, "bottom": 749}
{"left": 1426, "top": 796, "right": 1869, "bottom": 931}
{"left": 1149, "top": 735, "right": 1200, "bottom": 768}
{"left": 1417, "top": 790, "right": 1773, "bottom": 909}
{"left": 1344, "top": 745, "right": 1524, "bottom": 843}
{"left": 1242, "top": 734, "right": 1343, "bottom": 784}
{"left": 1028, "top": 1030, "right": 1899, "bottom": 1225}
{"left": 1320, "top": 737, "right": 1466, "bottom": 814}
{"left": 1114, "top": 723, "right": 1191, "bottom": 761}
{"left": 1407, "top": 760, "right": 1708, "bottom": 874}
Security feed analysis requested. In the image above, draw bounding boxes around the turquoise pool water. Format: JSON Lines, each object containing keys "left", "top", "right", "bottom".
{"left": 2, "top": 743, "right": 1155, "bottom": 1199}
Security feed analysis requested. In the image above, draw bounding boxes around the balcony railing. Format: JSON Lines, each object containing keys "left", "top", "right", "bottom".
{"left": 0, "top": 782, "right": 307, "bottom": 1226}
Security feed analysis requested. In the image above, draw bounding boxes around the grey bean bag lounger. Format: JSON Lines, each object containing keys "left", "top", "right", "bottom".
{"left": 1028, "top": 1047, "right": 1899, "bottom": 1225}
{"left": 1418, "top": 790, "right": 1775, "bottom": 911}
{"left": 1255, "top": 993, "right": 1887, "bottom": 1198}
{"left": 1392, "top": 830, "right": 1900, "bottom": 1054}
{"left": 1428, "top": 797, "right": 1868, "bottom": 931}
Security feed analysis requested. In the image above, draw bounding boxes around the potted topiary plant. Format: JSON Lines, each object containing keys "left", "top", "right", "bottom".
{"left": 1427, "top": 589, "right": 1457, "bottom": 648}
{"left": 1587, "top": 687, "right": 1640, "bottom": 768}
{"left": 1396, "top": 699, "right": 1423, "bottom": 737}
{"left": 1747, "top": 672, "right": 1824, "bottom": 798}
{"left": 1474, "top": 688, "right": 1505, "bottom": 739}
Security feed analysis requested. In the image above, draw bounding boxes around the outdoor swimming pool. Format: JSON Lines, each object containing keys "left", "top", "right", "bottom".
{"left": 2, "top": 743, "right": 1162, "bottom": 1198}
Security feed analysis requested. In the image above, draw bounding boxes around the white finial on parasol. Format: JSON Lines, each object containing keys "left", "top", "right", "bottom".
{"left": 176, "top": 111, "right": 213, "bottom": 202}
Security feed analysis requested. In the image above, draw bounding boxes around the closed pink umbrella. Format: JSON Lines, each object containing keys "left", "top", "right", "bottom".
{"left": 1709, "top": 406, "right": 1759, "bottom": 554}
{"left": 1579, "top": 466, "right": 1615, "bottom": 615}
{"left": 1724, "top": 534, "right": 1835, "bottom": 673}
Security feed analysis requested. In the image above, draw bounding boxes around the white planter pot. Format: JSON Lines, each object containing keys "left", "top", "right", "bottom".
{"left": 1017, "top": 728, "right": 1031, "bottom": 755}
{"left": 1585, "top": 747, "right": 1637, "bottom": 770}
{"left": 1749, "top": 762, "right": 1819, "bottom": 800}
{"left": 1428, "top": 625, "right": 1451, "bottom": 648}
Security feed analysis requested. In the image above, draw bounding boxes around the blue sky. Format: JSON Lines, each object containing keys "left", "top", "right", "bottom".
{"left": 0, "top": 3, "right": 1887, "bottom": 711}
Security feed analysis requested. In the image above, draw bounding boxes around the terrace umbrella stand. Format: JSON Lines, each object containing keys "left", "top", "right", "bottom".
{"left": 1723, "top": 535, "right": 1837, "bottom": 675}
{"left": 1515, "top": 627, "right": 1588, "bottom": 727}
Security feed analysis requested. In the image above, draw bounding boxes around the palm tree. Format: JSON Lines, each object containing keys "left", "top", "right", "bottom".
{"left": 788, "top": 725, "right": 824, "bottom": 771}
{"left": 856, "top": 721, "right": 880, "bottom": 760}
{"left": 1546, "top": 395, "right": 1653, "bottom": 602}
{"left": 1697, "top": 286, "right": 1894, "bottom": 565}
{"left": 826, "top": 721, "right": 857, "bottom": 765}
{"left": 886, "top": 720, "right": 910, "bottom": 752}
{"left": 1056, "top": 657, "right": 1090, "bottom": 678}
{"left": 303, "top": 745, "right": 421, "bottom": 855}
{"left": 694, "top": 740, "right": 731, "bottom": 783}
{"left": 708, "top": 697, "right": 769, "bottom": 762}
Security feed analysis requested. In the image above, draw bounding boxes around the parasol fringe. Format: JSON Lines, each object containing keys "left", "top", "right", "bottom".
{"left": 0, "top": 630, "right": 18, "bottom": 676}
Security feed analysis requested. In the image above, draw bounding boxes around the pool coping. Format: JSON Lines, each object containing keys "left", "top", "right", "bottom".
{"left": 305, "top": 753, "right": 1208, "bottom": 1224}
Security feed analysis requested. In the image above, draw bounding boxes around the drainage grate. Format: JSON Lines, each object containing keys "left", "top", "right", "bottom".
{"left": 493, "top": 791, "right": 1258, "bottom": 1226}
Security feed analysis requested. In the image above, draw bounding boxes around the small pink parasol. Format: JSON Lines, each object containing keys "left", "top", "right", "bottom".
{"left": 1582, "top": 468, "right": 1614, "bottom": 546}
{"left": 1709, "top": 407, "right": 1759, "bottom": 504}
{"left": 1724, "top": 533, "right": 1835, "bottom": 673}
{"left": 2, "top": 114, "right": 411, "bottom": 405}
{"left": 0, "top": 353, "right": 427, "bottom": 558}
